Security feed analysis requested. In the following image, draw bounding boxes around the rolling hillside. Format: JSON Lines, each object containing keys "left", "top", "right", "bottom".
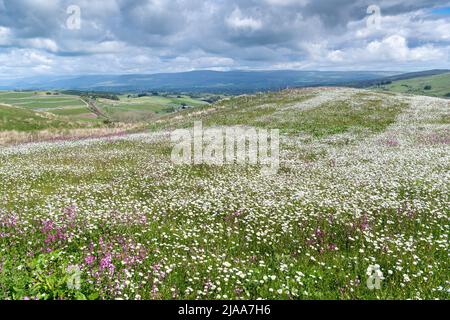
{"left": 0, "top": 88, "right": 448, "bottom": 299}
{"left": 149, "top": 87, "right": 409, "bottom": 136}
{"left": 0, "top": 91, "right": 98, "bottom": 121}
{"left": 96, "top": 94, "right": 209, "bottom": 122}
{"left": 0, "top": 90, "right": 211, "bottom": 144}
{"left": 0, "top": 103, "right": 72, "bottom": 132}
{"left": 371, "top": 72, "right": 450, "bottom": 98}
{"left": 0, "top": 90, "right": 210, "bottom": 126}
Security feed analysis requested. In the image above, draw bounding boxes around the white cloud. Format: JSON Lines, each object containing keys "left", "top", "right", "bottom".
{"left": 364, "top": 35, "right": 444, "bottom": 61}
{"left": 0, "top": 49, "right": 54, "bottom": 78}
{"left": 0, "top": 0, "right": 449, "bottom": 76}
{"left": 226, "top": 8, "right": 263, "bottom": 31}
{"left": 264, "top": 0, "right": 309, "bottom": 6}
{"left": 25, "top": 38, "right": 59, "bottom": 53}
{"left": 0, "top": 27, "right": 12, "bottom": 45}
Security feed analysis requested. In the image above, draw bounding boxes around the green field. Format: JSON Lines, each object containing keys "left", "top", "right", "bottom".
{"left": 0, "top": 91, "right": 96, "bottom": 121}
{"left": 0, "top": 91, "right": 211, "bottom": 135}
{"left": 97, "top": 94, "right": 209, "bottom": 122}
{"left": 0, "top": 104, "right": 74, "bottom": 132}
{"left": 372, "top": 73, "right": 450, "bottom": 98}
{"left": 0, "top": 88, "right": 448, "bottom": 300}
{"left": 0, "top": 91, "right": 105, "bottom": 140}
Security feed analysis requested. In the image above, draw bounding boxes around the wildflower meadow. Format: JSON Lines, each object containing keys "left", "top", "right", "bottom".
{"left": 0, "top": 88, "right": 448, "bottom": 300}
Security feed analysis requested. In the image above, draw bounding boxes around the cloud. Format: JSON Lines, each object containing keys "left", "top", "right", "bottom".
{"left": 226, "top": 8, "right": 263, "bottom": 31}
{"left": 264, "top": 0, "right": 309, "bottom": 6}
{"left": 365, "top": 35, "right": 443, "bottom": 61}
{"left": 26, "top": 38, "right": 59, "bottom": 53}
{"left": 0, "top": 27, "right": 11, "bottom": 45}
{"left": 0, "top": 0, "right": 449, "bottom": 77}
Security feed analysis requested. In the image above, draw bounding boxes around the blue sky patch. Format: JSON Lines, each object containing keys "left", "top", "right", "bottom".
{"left": 431, "top": 7, "right": 450, "bottom": 15}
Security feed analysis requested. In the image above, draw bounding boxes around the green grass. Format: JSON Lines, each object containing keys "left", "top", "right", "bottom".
{"left": 0, "top": 91, "right": 37, "bottom": 99}
{"left": 97, "top": 94, "right": 209, "bottom": 122}
{"left": 0, "top": 88, "right": 448, "bottom": 300}
{"left": 373, "top": 73, "right": 450, "bottom": 98}
{"left": 149, "top": 90, "right": 406, "bottom": 137}
{"left": 0, "top": 91, "right": 96, "bottom": 121}
{"left": 0, "top": 104, "right": 72, "bottom": 131}
{"left": 12, "top": 101, "right": 86, "bottom": 110}
{"left": 0, "top": 91, "right": 211, "bottom": 125}
{"left": 49, "top": 107, "right": 94, "bottom": 116}
{"left": 286, "top": 98, "right": 406, "bottom": 137}
{"left": 102, "top": 95, "right": 207, "bottom": 111}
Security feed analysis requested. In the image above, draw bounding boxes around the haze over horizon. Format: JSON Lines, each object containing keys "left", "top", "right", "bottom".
{"left": 0, "top": 0, "right": 450, "bottom": 79}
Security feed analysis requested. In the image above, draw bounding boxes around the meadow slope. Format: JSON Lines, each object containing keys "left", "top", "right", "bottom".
{"left": 372, "top": 72, "right": 450, "bottom": 98}
{"left": 0, "top": 88, "right": 448, "bottom": 300}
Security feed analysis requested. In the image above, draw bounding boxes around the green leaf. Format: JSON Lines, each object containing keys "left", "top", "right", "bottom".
{"left": 75, "top": 292, "right": 87, "bottom": 300}
{"left": 88, "top": 292, "right": 99, "bottom": 300}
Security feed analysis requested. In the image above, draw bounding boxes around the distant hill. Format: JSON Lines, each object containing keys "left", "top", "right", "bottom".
{"left": 0, "top": 70, "right": 399, "bottom": 94}
{"left": 351, "top": 69, "right": 450, "bottom": 88}
{"left": 367, "top": 72, "right": 450, "bottom": 98}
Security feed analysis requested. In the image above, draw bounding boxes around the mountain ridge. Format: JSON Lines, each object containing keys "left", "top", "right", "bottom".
{"left": 0, "top": 70, "right": 400, "bottom": 94}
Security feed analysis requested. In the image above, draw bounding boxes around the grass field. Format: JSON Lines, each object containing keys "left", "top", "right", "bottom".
{"left": 0, "top": 91, "right": 95, "bottom": 121}
{"left": 97, "top": 94, "right": 209, "bottom": 122}
{"left": 372, "top": 73, "right": 450, "bottom": 98}
{"left": 0, "top": 91, "right": 210, "bottom": 145}
{"left": 149, "top": 89, "right": 408, "bottom": 136}
{"left": 0, "top": 103, "right": 138, "bottom": 145}
{"left": 0, "top": 91, "right": 210, "bottom": 125}
{"left": 0, "top": 104, "right": 72, "bottom": 132}
{"left": 0, "top": 88, "right": 448, "bottom": 300}
{"left": 0, "top": 92, "right": 111, "bottom": 145}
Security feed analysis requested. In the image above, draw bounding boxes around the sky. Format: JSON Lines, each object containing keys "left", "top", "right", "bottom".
{"left": 0, "top": 0, "right": 449, "bottom": 78}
